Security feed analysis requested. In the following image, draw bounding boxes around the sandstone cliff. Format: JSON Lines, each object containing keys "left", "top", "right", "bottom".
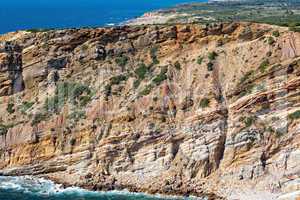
{"left": 0, "top": 23, "right": 299, "bottom": 200}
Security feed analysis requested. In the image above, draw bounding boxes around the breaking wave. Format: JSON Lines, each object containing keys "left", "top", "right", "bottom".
{"left": 0, "top": 176, "right": 201, "bottom": 200}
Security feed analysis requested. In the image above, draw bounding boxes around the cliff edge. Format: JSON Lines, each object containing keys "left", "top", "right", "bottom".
{"left": 0, "top": 23, "right": 299, "bottom": 199}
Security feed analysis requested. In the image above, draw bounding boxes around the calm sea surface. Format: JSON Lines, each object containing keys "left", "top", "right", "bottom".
{"left": 0, "top": 0, "right": 206, "bottom": 34}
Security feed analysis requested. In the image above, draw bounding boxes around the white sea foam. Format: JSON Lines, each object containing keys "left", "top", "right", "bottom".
{"left": 0, "top": 176, "right": 203, "bottom": 199}
{"left": 106, "top": 23, "right": 116, "bottom": 26}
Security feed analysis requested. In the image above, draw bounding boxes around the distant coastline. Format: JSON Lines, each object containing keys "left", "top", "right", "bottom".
{"left": 0, "top": 0, "right": 207, "bottom": 34}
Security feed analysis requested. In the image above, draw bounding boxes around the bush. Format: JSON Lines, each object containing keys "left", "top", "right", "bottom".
{"left": 26, "top": 28, "right": 51, "bottom": 33}
{"left": 288, "top": 110, "right": 300, "bottom": 120}
{"left": 0, "top": 124, "right": 13, "bottom": 136}
{"left": 267, "top": 37, "right": 275, "bottom": 45}
{"left": 81, "top": 44, "right": 89, "bottom": 51}
{"left": 19, "top": 101, "right": 34, "bottom": 114}
{"left": 72, "top": 84, "right": 91, "bottom": 99}
{"left": 7, "top": 103, "right": 15, "bottom": 114}
{"left": 239, "top": 84, "right": 254, "bottom": 98}
{"left": 78, "top": 95, "right": 92, "bottom": 107}
{"left": 207, "top": 62, "right": 214, "bottom": 71}
{"left": 152, "top": 67, "right": 168, "bottom": 85}
{"left": 199, "top": 98, "right": 210, "bottom": 108}
{"left": 208, "top": 51, "right": 218, "bottom": 61}
{"left": 150, "top": 46, "right": 159, "bottom": 65}
{"left": 174, "top": 61, "right": 181, "bottom": 70}
{"left": 115, "top": 55, "right": 128, "bottom": 68}
{"left": 244, "top": 116, "right": 255, "bottom": 127}
{"left": 240, "top": 70, "right": 254, "bottom": 84}
{"left": 275, "top": 128, "right": 287, "bottom": 138}
{"left": 110, "top": 75, "right": 128, "bottom": 85}
{"left": 272, "top": 30, "right": 280, "bottom": 37}
{"left": 197, "top": 56, "right": 203, "bottom": 65}
{"left": 104, "top": 84, "right": 112, "bottom": 97}
{"left": 135, "top": 63, "right": 148, "bottom": 79}
{"left": 44, "top": 82, "right": 93, "bottom": 112}
{"left": 70, "top": 138, "right": 76, "bottom": 146}
{"left": 140, "top": 85, "right": 152, "bottom": 96}
{"left": 259, "top": 60, "right": 269, "bottom": 73}
{"left": 133, "top": 79, "right": 141, "bottom": 89}
{"left": 289, "top": 26, "right": 300, "bottom": 32}
{"left": 31, "top": 112, "right": 48, "bottom": 126}
{"left": 68, "top": 110, "right": 86, "bottom": 122}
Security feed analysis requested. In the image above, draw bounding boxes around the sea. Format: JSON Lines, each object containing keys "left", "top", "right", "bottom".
{"left": 0, "top": 176, "right": 203, "bottom": 200}
{"left": 0, "top": 0, "right": 206, "bottom": 34}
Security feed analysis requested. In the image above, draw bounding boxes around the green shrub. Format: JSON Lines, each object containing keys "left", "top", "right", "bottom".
{"left": 152, "top": 74, "right": 167, "bottom": 85}
{"left": 152, "top": 67, "right": 168, "bottom": 85}
{"left": 26, "top": 28, "right": 51, "bottom": 33}
{"left": 275, "top": 128, "right": 287, "bottom": 138}
{"left": 199, "top": 98, "right": 210, "bottom": 108}
{"left": 288, "top": 22, "right": 300, "bottom": 27}
{"left": 239, "top": 84, "right": 254, "bottom": 98}
{"left": 68, "top": 110, "right": 86, "bottom": 122}
{"left": 266, "top": 126, "right": 275, "bottom": 133}
{"left": 288, "top": 110, "right": 300, "bottom": 120}
{"left": 207, "top": 62, "right": 214, "bottom": 71}
{"left": 133, "top": 79, "right": 141, "bottom": 89}
{"left": 0, "top": 124, "right": 14, "bottom": 136}
{"left": 208, "top": 51, "right": 218, "bottom": 61}
{"left": 197, "top": 56, "right": 203, "bottom": 65}
{"left": 31, "top": 112, "right": 48, "bottom": 126}
{"left": 152, "top": 58, "right": 159, "bottom": 65}
{"left": 104, "top": 84, "right": 112, "bottom": 97}
{"left": 44, "top": 96, "right": 61, "bottom": 113}
{"left": 81, "top": 44, "right": 89, "bottom": 51}
{"left": 289, "top": 26, "right": 300, "bottom": 32}
{"left": 115, "top": 55, "right": 128, "bottom": 68}
{"left": 7, "top": 103, "right": 15, "bottom": 114}
{"left": 44, "top": 82, "right": 93, "bottom": 112}
{"left": 240, "top": 70, "right": 254, "bottom": 84}
{"left": 110, "top": 75, "right": 128, "bottom": 85}
{"left": 174, "top": 61, "right": 181, "bottom": 70}
{"left": 135, "top": 63, "right": 148, "bottom": 79}
{"left": 78, "top": 95, "right": 92, "bottom": 107}
{"left": 70, "top": 138, "right": 76, "bottom": 146}
{"left": 272, "top": 30, "right": 280, "bottom": 37}
{"left": 0, "top": 126, "right": 8, "bottom": 136}
{"left": 150, "top": 47, "right": 159, "bottom": 65}
{"left": 259, "top": 60, "right": 269, "bottom": 73}
{"left": 72, "top": 84, "right": 91, "bottom": 99}
{"left": 19, "top": 101, "right": 34, "bottom": 114}
{"left": 267, "top": 37, "right": 275, "bottom": 45}
{"left": 140, "top": 85, "right": 152, "bottom": 96}
{"left": 244, "top": 116, "right": 255, "bottom": 127}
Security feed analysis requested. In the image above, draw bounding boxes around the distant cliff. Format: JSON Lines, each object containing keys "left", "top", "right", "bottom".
{"left": 0, "top": 22, "right": 300, "bottom": 199}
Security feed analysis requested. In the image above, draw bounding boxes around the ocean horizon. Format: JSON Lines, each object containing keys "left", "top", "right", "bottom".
{"left": 0, "top": 0, "right": 206, "bottom": 34}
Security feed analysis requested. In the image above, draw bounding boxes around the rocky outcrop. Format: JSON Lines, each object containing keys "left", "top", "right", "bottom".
{"left": 0, "top": 23, "right": 299, "bottom": 199}
{"left": 0, "top": 42, "right": 24, "bottom": 96}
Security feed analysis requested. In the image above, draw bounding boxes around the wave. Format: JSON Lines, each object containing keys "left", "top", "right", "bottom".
{"left": 0, "top": 176, "right": 202, "bottom": 200}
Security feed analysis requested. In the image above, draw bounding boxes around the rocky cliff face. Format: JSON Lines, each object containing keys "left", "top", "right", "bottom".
{"left": 0, "top": 23, "right": 299, "bottom": 199}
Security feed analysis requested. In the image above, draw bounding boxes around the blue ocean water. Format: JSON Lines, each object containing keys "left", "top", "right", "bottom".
{"left": 0, "top": 176, "right": 201, "bottom": 200}
{"left": 0, "top": 0, "right": 206, "bottom": 34}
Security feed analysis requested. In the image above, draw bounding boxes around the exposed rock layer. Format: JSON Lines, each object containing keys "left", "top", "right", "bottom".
{"left": 0, "top": 23, "right": 299, "bottom": 199}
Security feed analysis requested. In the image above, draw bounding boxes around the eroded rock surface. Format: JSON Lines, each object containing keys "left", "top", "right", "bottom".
{"left": 0, "top": 23, "right": 299, "bottom": 200}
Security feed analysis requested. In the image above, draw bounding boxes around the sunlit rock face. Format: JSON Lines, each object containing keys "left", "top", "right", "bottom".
{"left": 0, "top": 23, "right": 299, "bottom": 200}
